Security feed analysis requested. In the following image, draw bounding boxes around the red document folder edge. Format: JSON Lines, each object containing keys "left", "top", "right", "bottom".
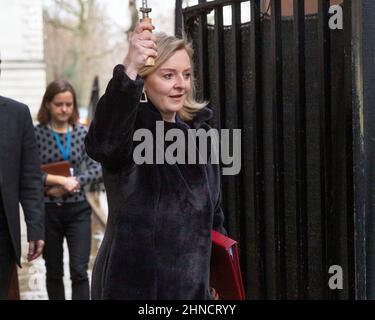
{"left": 210, "top": 230, "right": 246, "bottom": 300}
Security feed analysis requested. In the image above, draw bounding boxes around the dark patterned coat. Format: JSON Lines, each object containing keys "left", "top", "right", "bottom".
{"left": 85, "top": 65, "right": 226, "bottom": 300}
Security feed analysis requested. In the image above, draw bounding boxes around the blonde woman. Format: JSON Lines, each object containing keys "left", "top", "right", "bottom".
{"left": 85, "top": 22, "right": 226, "bottom": 300}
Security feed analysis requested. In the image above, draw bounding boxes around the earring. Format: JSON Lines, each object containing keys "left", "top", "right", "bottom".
{"left": 140, "top": 88, "right": 148, "bottom": 103}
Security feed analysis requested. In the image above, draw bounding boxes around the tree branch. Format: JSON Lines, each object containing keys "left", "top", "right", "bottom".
{"left": 45, "top": 16, "right": 76, "bottom": 32}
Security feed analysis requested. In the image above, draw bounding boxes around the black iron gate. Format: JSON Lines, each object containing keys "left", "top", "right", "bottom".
{"left": 175, "top": 0, "right": 357, "bottom": 300}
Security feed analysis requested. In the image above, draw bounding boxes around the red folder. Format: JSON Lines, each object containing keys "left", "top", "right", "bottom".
{"left": 210, "top": 230, "right": 246, "bottom": 300}
{"left": 41, "top": 160, "right": 71, "bottom": 177}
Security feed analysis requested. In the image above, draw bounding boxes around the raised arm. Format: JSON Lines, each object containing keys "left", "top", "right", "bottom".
{"left": 85, "top": 66, "right": 143, "bottom": 171}
{"left": 85, "top": 22, "right": 157, "bottom": 171}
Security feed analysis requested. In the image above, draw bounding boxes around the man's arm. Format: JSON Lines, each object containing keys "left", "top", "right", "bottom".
{"left": 19, "top": 107, "right": 45, "bottom": 260}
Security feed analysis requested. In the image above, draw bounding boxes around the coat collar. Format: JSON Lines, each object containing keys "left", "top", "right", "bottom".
{"left": 187, "top": 106, "right": 213, "bottom": 129}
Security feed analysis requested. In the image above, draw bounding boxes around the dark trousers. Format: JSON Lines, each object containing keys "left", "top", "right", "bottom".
{"left": 0, "top": 197, "right": 14, "bottom": 300}
{"left": 44, "top": 201, "right": 91, "bottom": 300}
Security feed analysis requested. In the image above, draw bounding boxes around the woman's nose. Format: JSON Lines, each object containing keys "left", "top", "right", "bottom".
{"left": 174, "top": 75, "right": 186, "bottom": 89}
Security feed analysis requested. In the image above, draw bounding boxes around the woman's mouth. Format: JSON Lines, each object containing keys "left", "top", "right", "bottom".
{"left": 169, "top": 94, "right": 184, "bottom": 102}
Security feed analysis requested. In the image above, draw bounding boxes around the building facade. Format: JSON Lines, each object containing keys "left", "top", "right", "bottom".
{"left": 0, "top": 0, "right": 46, "bottom": 118}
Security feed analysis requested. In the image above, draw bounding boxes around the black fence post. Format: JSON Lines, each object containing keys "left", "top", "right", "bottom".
{"left": 353, "top": 0, "right": 375, "bottom": 300}
{"left": 198, "top": 0, "right": 209, "bottom": 100}
{"left": 249, "top": 0, "right": 266, "bottom": 300}
{"left": 175, "top": 0, "right": 183, "bottom": 37}
{"left": 270, "top": 0, "right": 286, "bottom": 300}
{"left": 351, "top": 0, "right": 366, "bottom": 300}
{"left": 293, "top": 0, "right": 308, "bottom": 300}
{"left": 363, "top": 0, "right": 375, "bottom": 299}
{"left": 343, "top": 0, "right": 355, "bottom": 300}
{"left": 88, "top": 76, "right": 99, "bottom": 123}
{"left": 213, "top": 5, "right": 225, "bottom": 130}
{"left": 317, "top": 0, "right": 333, "bottom": 300}
{"left": 179, "top": 0, "right": 360, "bottom": 300}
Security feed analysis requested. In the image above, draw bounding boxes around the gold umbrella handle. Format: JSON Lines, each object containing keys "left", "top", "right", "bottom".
{"left": 140, "top": 16, "right": 155, "bottom": 67}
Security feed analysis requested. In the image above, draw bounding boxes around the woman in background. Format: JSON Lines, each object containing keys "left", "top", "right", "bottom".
{"left": 35, "top": 80, "right": 102, "bottom": 300}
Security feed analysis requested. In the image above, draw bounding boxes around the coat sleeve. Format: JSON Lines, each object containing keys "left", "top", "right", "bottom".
{"left": 204, "top": 124, "right": 227, "bottom": 235}
{"left": 20, "top": 107, "right": 45, "bottom": 241}
{"left": 76, "top": 152, "right": 102, "bottom": 187}
{"left": 76, "top": 126, "right": 102, "bottom": 187}
{"left": 85, "top": 64, "right": 144, "bottom": 171}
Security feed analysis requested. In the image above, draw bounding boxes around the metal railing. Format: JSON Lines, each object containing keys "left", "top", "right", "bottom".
{"left": 175, "top": 0, "right": 354, "bottom": 299}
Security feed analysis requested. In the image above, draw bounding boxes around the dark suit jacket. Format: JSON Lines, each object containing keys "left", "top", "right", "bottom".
{"left": 0, "top": 96, "right": 44, "bottom": 266}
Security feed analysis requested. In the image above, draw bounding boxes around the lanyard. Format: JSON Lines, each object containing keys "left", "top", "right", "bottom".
{"left": 51, "top": 125, "right": 71, "bottom": 161}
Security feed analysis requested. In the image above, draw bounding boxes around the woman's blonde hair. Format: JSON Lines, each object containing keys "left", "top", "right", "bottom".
{"left": 138, "top": 32, "right": 207, "bottom": 122}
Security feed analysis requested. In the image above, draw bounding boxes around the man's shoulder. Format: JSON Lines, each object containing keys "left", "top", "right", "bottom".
{"left": 0, "top": 95, "right": 29, "bottom": 113}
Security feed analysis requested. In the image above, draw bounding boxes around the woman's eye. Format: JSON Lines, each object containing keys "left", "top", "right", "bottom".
{"left": 184, "top": 73, "right": 191, "bottom": 79}
{"left": 163, "top": 74, "right": 173, "bottom": 80}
